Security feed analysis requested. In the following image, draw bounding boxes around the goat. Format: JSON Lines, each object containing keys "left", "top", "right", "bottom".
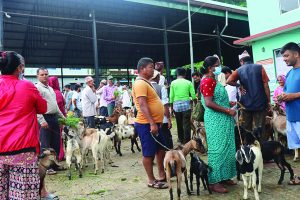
{"left": 95, "top": 129, "right": 115, "bottom": 173}
{"left": 261, "top": 141, "right": 294, "bottom": 184}
{"left": 38, "top": 148, "right": 61, "bottom": 195}
{"left": 63, "top": 126, "right": 83, "bottom": 180}
{"left": 271, "top": 104, "right": 299, "bottom": 161}
{"left": 118, "top": 114, "right": 128, "bottom": 125}
{"left": 164, "top": 137, "right": 206, "bottom": 200}
{"left": 111, "top": 124, "right": 141, "bottom": 156}
{"left": 189, "top": 152, "right": 212, "bottom": 196}
{"left": 80, "top": 128, "right": 100, "bottom": 169}
{"left": 126, "top": 109, "right": 135, "bottom": 125}
{"left": 236, "top": 130, "right": 263, "bottom": 200}
{"left": 107, "top": 107, "right": 121, "bottom": 124}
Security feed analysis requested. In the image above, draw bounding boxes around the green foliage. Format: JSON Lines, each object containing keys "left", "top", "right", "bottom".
{"left": 212, "top": 0, "right": 247, "bottom": 7}
{"left": 182, "top": 61, "right": 204, "bottom": 72}
{"left": 114, "top": 90, "right": 120, "bottom": 98}
{"left": 58, "top": 115, "right": 80, "bottom": 129}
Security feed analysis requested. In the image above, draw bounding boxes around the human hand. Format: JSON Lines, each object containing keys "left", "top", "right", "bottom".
{"left": 239, "top": 86, "right": 246, "bottom": 96}
{"left": 41, "top": 122, "right": 49, "bottom": 129}
{"left": 228, "top": 109, "right": 236, "bottom": 117}
{"left": 150, "top": 123, "right": 158, "bottom": 135}
{"left": 281, "top": 93, "right": 296, "bottom": 102}
{"left": 168, "top": 119, "right": 172, "bottom": 129}
{"left": 230, "top": 102, "right": 237, "bottom": 107}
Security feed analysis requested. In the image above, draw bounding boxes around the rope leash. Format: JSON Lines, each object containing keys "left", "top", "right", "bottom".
{"left": 150, "top": 132, "right": 171, "bottom": 151}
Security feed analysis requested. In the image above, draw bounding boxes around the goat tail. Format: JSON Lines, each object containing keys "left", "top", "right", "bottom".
{"left": 253, "top": 140, "right": 261, "bottom": 149}
{"left": 168, "top": 160, "right": 177, "bottom": 177}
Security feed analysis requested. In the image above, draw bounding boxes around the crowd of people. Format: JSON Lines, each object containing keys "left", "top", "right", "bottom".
{"left": 1, "top": 42, "right": 300, "bottom": 199}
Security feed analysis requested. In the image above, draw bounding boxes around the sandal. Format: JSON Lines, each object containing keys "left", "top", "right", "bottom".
{"left": 288, "top": 177, "right": 300, "bottom": 185}
{"left": 147, "top": 180, "right": 168, "bottom": 189}
{"left": 41, "top": 193, "right": 59, "bottom": 200}
{"left": 46, "top": 169, "right": 57, "bottom": 175}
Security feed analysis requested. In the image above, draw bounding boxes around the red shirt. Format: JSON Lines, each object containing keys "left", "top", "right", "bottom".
{"left": 200, "top": 77, "right": 217, "bottom": 97}
{"left": 0, "top": 75, "right": 47, "bottom": 155}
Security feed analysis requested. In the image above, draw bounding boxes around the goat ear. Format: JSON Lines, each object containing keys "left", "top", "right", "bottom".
{"left": 235, "top": 150, "right": 243, "bottom": 165}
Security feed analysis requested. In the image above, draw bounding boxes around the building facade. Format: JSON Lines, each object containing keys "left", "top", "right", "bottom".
{"left": 234, "top": 0, "right": 300, "bottom": 92}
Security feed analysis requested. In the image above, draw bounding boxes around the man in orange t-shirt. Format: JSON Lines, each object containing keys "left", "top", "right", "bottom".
{"left": 132, "top": 57, "right": 167, "bottom": 189}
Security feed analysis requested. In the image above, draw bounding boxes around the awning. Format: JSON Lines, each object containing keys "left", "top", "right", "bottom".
{"left": 234, "top": 20, "right": 300, "bottom": 46}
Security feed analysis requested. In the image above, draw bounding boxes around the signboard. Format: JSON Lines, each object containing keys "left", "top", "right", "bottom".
{"left": 256, "top": 58, "right": 277, "bottom": 99}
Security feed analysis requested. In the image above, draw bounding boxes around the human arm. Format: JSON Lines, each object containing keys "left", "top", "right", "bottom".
{"left": 261, "top": 67, "right": 271, "bottom": 107}
{"left": 282, "top": 92, "right": 300, "bottom": 102}
{"left": 87, "top": 87, "right": 98, "bottom": 104}
{"left": 226, "top": 70, "right": 239, "bottom": 86}
{"left": 204, "top": 97, "right": 236, "bottom": 116}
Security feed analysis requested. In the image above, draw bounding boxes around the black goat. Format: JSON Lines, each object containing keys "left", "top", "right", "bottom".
{"left": 261, "top": 141, "right": 294, "bottom": 184}
{"left": 189, "top": 152, "right": 212, "bottom": 195}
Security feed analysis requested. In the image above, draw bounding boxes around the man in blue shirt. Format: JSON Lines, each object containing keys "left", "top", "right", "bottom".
{"left": 281, "top": 42, "right": 300, "bottom": 161}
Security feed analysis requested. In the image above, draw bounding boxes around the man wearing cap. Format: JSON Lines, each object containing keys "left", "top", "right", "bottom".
{"left": 132, "top": 57, "right": 167, "bottom": 189}
{"left": 103, "top": 76, "right": 117, "bottom": 116}
{"left": 155, "top": 61, "right": 166, "bottom": 86}
{"left": 170, "top": 67, "right": 197, "bottom": 144}
{"left": 96, "top": 79, "right": 108, "bottom": 116}
{"left": 82, "top": 76, "right": 98, "bottom": 128}
{"left": 227, "top": 50, "right": 271, "bottom": 141}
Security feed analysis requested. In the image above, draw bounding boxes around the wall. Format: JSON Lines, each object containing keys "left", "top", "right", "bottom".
{"left": 251, "top": 29, "right": 300, "bottom": 93}
{"left": 247, "top": 0, "right": 300, "bottom": 35}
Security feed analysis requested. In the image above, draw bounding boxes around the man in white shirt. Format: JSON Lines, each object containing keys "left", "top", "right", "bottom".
{"left": 82, "top": 76, "right": 98, "bottom": 128}
{"left": 72, "top": 84, "right": 82, "bottom": 117}
{"left": 150, "top": 70, "right": 173, "bottom": 149}
{"left": 155, "top": 61, "right": 166, "bottom": 86}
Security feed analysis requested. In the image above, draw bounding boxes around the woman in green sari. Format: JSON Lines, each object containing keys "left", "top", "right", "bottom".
{"left": 199, "top": 56, "right": 237, "bottom": 193}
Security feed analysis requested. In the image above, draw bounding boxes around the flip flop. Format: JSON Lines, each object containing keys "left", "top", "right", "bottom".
{"left": 147, "top": 180, "right": 168, "bottom": 189}
{"left": 288, "top": 177, "right": 300, "bottom": 185}
{"left": 46, "top": 169, "right": 57, "bottom": 175}
{"left": 41, "top": 193, "right": 59, "bottom": 200}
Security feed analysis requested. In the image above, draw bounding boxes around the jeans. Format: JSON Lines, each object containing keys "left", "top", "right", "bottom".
{"left": 175, "top": 109, "right": 192, "bottom": 144}
{"left": 84, "top": 116, "right": 95, "bottom": 128}
{"left": 40, "top": 114, "right": 60, "bottom": 156}
{"left": 99, "top": 106, "right": 108, "bottom": 117}
{"left": 107, "top": 102, "right": 115, "bottom": 116}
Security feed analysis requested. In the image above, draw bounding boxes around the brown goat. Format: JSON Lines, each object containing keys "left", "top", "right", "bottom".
{"left": 164, "top": 138, "right": 206, "bottom": 200}
{"left": 38, "top": 148, "right": 61, "bottom": 195}
{"left": 107, "top": 107, "right": 122, "bottom": 124}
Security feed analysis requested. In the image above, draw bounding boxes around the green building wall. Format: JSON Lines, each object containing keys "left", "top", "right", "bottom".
{"left": 247, "top": 0, "right": 300, "bottom": 35}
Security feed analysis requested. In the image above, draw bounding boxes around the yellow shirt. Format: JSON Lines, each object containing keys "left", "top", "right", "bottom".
{"left": 132, "top": 79, "right": 164, "bottom": 124}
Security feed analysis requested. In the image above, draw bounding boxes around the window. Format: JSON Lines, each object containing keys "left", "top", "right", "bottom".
{"left": 280, "top": 0, "right": 300, "bottom": 14}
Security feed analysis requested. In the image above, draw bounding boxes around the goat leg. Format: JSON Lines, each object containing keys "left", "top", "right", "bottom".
{"left": 135, "top": 138, "right": 141, "bottom": 152}
{"left": 236, "top": 161, "right": 241, "bottom": 181}
{"left": 201, "top": 176, "right": 207, "bottom": 190}
{"left": 118, "top": 141, "right": 122, "bottom": 156}
{"left": 166, "top": 171, "right": 173, "bottom": 200}
{"left": 242, "top": 175, "right": 248, "bottom": 200}
{"left": 275, "top": 161, "right": 285, "bottom": 185}
{"left": 252, "top": 173, "right": 259, "bottom": 200}
{"left": 282, "top": 159, "right": 294, "bottom": 181}
{"left": 131, "top": 138, "right": 135, "bottom": 153}
{"left": 177, "top": 174, "right": 182, "bottom": 200}
{"left": 189, "top": 170, "right": 193, "bottom": 191}
{"left": 184, "top": 170, "right": 191, "bottom": 195}
{"left": 205, "top": 175, "right": 212, "bottom": 194}
{"left": 196, "top": 174, "right": 200, "bottom": 196}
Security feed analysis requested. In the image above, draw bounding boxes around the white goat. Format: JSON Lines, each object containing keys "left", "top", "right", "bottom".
{"left": 95, "top": 129, "right": 115, "bottom": 173}
{"left": 236, "top": 141, "right": 263, "bottom": 200}
{"left": 63, "top": 127, "right": 83, "bottom": 180}
{"left": 80, "top": 128, "right": 99, "bottom": 168}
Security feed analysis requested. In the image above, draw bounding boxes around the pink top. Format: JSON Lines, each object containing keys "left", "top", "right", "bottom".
{"left": 0, "top": 75, "right": 47, "bottom": 155}
{"left": 273, "top": 86, "right": 286, "bottom": 111}
{"left": 49, "top": 76, "right": 66, "bottom": 116}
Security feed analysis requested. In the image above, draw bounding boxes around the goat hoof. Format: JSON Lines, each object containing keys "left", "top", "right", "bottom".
{"left": 119, "top": 153, "right": 123, "bottom": 157}
{"left": 277, "top": 181, "right": 282, "bottom": 185}
{"left": 131, "top": 150, "right": 135, "bottom": 153}
{"left": 79, "top": 174, "right": 82, "bottom": 178}
{"left": 101, "top": 169, "right": 104, "bottom": 173}
{"left": 138, "top": 148, "right": 141, "bottom": 152}
{"left": 68, "top": 176, "right": 71, "bottom": 180}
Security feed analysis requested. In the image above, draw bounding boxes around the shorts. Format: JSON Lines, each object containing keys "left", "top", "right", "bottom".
{"left": 134, "top": 123, "right": 166, "bottom": 157}
{"left": 287, "top": 120, "right": 300, "bottom": 149}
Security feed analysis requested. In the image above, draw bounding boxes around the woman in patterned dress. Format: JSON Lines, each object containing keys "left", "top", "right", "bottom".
{"left": 199, "top": 56, "right": 237, "bottom": 193}
{"left": 0, "top": 51, "right": 47, "bottom": 199}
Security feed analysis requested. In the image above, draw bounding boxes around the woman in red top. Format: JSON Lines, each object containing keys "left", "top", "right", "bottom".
{"left": 200, "top": 56, "right": 237, "bottom": 194}
{"left": 49, "top": 76, "right": 66, "bottom": 161}
{"left": 0, "top": 51, "right": 47, "bottom": 199}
